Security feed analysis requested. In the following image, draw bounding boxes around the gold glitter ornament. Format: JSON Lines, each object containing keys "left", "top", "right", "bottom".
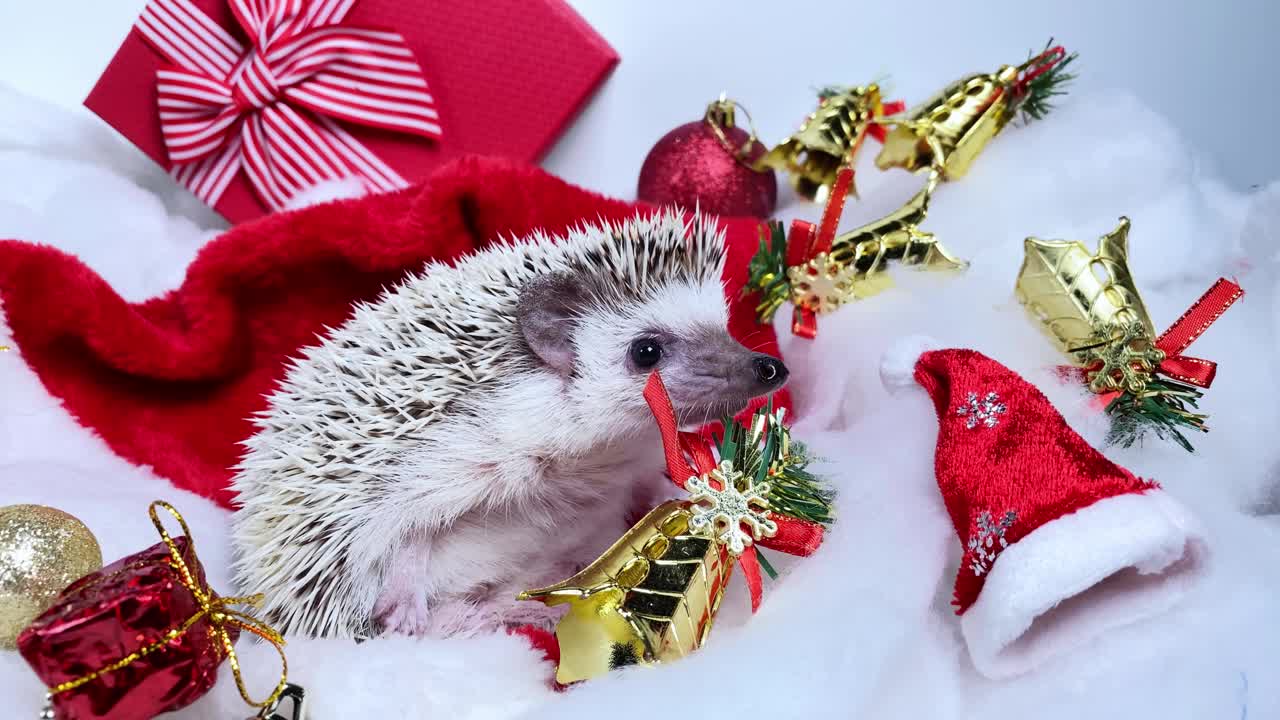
{"left": 517, "top": 501, "right": 734, "bottom": 684}
{"left": 0, "top": 504, "right": 102, "bottom": 648}
{"left": 876, "top": 43, "right": 1076, "bottom": 181}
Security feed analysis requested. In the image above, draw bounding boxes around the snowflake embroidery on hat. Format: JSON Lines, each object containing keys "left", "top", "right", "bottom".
{"left": 967, "top": 510, "right": 1017, "bottom": 576}
{"left": 956, "top": 391, "right": 1007, "bottom": 429}
{"left": 686, "top": 460, "right": 779, "bottom": 555}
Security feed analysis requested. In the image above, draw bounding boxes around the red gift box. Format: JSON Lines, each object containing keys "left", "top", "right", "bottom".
{"left": 86, "top": 0, "right": 618, "bottom": 224}
{"left": 17, "top": 502, "right": 285, "bottom": 720}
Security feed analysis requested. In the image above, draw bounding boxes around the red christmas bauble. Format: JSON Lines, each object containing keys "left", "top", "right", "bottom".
{"left": 637, "top": 103, "right": 777, "bottom": 218}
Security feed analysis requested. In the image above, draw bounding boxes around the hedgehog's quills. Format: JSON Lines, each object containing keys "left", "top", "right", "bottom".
{"left": 231, "top": 211, "right": 790, "bottom": 639}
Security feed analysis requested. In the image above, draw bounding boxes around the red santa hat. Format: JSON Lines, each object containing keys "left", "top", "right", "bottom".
{"left": 881, "top": 338, "right": 1207, "bottom": 678}
{"left": 0, "top": 157, "right": 788, "bottom": 509}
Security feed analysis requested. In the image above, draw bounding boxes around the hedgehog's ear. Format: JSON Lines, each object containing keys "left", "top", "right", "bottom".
{"left": 518, "top": 273, "right": 587, "bottom": 375}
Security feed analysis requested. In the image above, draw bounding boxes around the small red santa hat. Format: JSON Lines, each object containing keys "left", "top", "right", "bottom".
{"left": 881, "top": 338, "right": 1207, "bottom": 678}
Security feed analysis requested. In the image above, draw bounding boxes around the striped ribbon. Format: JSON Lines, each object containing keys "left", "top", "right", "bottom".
{"left": 135, "top": 0, "right": 442, "bottom": 212}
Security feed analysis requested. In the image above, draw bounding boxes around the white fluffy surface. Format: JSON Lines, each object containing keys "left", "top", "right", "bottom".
{"left": 1, "top": 82, "right": 1278, "bottom": 718}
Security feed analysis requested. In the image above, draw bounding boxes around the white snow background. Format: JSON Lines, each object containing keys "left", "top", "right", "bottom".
{"left": 1, "top": 78, "right": 1279, "bottom": 718}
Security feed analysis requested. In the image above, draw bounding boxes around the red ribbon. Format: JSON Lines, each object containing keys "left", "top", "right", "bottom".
{"left": 868, "top": 99, "right": 906, "bottom": 143}
{"left": 1153, "top": 278, "right": 1244, "bottom": 387}
{"left": 783, "top": 166, "right": 855, "bottom": 339}
{"left": 1069, "top": 278, "right": 1243, "bottom": 395}
{"left": 643, "top": 372, "right": 824, "bottom": 612}
{"left": 1011, "top": 45, "right": 1067, "bottom": 98}
{"left": 135, "top": 0, "right": 442, "bottom": 211}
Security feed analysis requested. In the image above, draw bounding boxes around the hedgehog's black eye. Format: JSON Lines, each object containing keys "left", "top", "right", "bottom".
{"left": 629, "top": 338, "right": 663, "bottom": 369}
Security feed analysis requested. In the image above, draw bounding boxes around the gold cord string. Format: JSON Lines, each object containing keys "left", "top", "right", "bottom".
{"left": 47, "top": 501, "right": 288, "bottom": 710}
{"left": 704, "top": 93, "right": 766, "bottom": 171}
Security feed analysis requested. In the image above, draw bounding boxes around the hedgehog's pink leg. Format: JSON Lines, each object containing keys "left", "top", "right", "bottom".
{"left": 373, "top": 538, "right": 432, "bottom": 636}
{"left": 424, "top": 594, "right": 566, "bottom": 637}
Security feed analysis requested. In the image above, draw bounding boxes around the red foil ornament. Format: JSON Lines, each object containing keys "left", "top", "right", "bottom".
{"left": 17, "top": 502, "right": 287, "bottom": 720}
{"left": 637, "top": 98, "right": 777, "bottom": 218}
{"left": 18, "top": 534, "right": 235, "bottom": 720}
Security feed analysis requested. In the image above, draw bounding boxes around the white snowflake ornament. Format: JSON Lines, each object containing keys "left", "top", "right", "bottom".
{"left": 685, "top": 460, "right": 778, "bottom": 555}
{"left": 956, "top": 391, "right": 1007, "bottom": 429}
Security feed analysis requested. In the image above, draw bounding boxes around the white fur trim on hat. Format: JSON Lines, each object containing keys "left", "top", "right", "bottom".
{"left": 879, "top": 335, "right": 941, "bottom": 393}
{"left": 284, "top": 177, "right": 369, "bottom": 211}
{"left": 960, "top": 489, "right": 1207, "bottom": 679}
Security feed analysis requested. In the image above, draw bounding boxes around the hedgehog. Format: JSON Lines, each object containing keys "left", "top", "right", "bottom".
{"left": 231, "top": 210, "right": 790, "bottom": 640}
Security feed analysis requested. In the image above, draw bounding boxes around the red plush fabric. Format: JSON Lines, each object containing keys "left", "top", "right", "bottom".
{"left": 0, "top": 156, "right": 787, "bottom": 509}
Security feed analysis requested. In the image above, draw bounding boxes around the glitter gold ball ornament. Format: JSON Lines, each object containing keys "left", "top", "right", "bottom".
{"left": 637, "top": 95, "right": 777, "bottom": 218}
{"left": 876, "top": 42, "right": 1076, "bottom": 181}
{"left": 0, "top": 504, "right": 102, "bottom": 648}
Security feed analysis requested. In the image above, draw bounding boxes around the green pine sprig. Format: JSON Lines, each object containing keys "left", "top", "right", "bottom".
{"left": 1018, "top": 39, "right": 1079, "bottom": 122}
{"left": 712, "top": 400, "right": 835, "bottom": 582}
{"left": 1105, "top": 378, "right": 1207, "bottom": 453}
{"left": 714, "top": 401, "right": 836, "bottom": 527}
{"left": 743, "top": 221, "right": 792, "bottom": 325}
{"left": 816, "top": 85, "right": 847, "bottom": 101}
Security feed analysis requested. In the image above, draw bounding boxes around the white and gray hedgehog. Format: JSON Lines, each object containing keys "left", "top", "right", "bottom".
{"left": 231, "top": 210, "right": 789, "bottom": 639}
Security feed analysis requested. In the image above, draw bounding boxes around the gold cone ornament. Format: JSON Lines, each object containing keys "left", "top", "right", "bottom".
{"left": 745, "top": 167, "right": 966, "bottom": 338}
{"left": 519, "top": 374, "right": 833, "bottom": 684}
{"left": 0, "top": 504, "right": 102, "bottom": 648}
{"left": 1016, "top": 217, "right": 1244, "bottom": 452}
{"left": 759, "top": 84, "right": 906, "bottom": 202}
{"left": 876, "top": 42, "right": 1076, "bottom": 181}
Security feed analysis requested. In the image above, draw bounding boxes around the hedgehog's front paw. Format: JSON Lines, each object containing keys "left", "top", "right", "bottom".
{"left": 373, "top": 582, "right": 430, "bottom": 636}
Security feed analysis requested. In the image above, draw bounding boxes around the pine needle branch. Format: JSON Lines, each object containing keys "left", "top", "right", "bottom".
{"left": 1018, "top": 39, "right": 1079, "bottom": 122}
{"left": 717, "top": 402, "right": 836, "bottom": 527}
{"left": 743, "top": 221, "right": 791, "bottom": 324}
{"left": 1105, "top": 378, "right": 1207, "bottom": 453}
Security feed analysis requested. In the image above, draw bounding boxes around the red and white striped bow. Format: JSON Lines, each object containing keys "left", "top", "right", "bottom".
{"left": 136, "top": 0, "right": 442, "bottom": 211}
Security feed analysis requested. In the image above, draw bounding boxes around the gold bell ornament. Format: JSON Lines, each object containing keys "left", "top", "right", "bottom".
{"left": 745, "top": 166, "right": 966, "bottom": 338}
{"left": 758, "top": 84, "right": 906, "bottom": 202}
{"left": 1016, "top": 217, "right": 1244, "bottom": 452}
{"left": 519, "top": 373, "right": 833, "bottom": 684}
{"left": 876, "top": 41, "right": 1077, "bottom": 181}
{"left": 0, "top": 504, "right": 102, "bottom": 648}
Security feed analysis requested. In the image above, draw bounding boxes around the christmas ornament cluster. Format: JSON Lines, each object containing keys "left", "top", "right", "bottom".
{"left": 0, "top": 17, "right": 1261, "bottom": 720}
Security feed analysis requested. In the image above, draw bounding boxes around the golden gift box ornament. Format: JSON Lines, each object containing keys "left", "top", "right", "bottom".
{"left": 1015, "top": 217, "right": 1244, "bottom": 451}
{"left": 876, "top": 42, "right": 1076, "bottom": 181}
{"left": 758, "top": 84, "right": 905, "bottom": 202}
{"left": 517, "top": 501, "right": 734, "bottom": 684}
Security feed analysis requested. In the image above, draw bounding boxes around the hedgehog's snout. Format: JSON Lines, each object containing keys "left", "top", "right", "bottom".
{"left": 752, "top": 355, "right": 788, "bottom": 389}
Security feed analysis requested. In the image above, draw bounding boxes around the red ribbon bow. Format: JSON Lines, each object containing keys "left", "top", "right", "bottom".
{"left": 784, "top": 166, "right": 856, "bottom": 339}
{"left": 1152, "top": 277, "right": 1244, "bottom": 387}
{"left": 643, "top": 372, "right": 824, "bottom": 612}
{"left": 135, "top": 0, "right": 442, "bottom": 211}
{"left": 1075, "top": 277, "right": 1244, "bottom": 407}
